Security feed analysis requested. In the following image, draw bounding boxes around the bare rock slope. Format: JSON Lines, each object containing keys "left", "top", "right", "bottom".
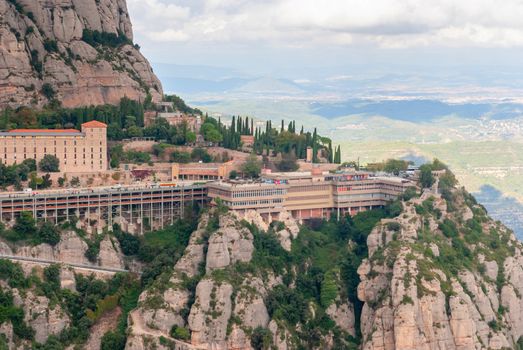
{"left": 0, "top": 0, "right": 162, "bottom": 108}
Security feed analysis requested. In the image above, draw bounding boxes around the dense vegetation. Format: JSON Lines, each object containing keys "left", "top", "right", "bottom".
{"left": 0, "top": 212, "right": 59, "bottom": 245}
{"left": 0, "top": 159, "right": 36, "bottom": 189}
{"left": 200, "top": 116, "right": 342, "bottom": 163}
{"left": 0, "top": 204, "right": 201, "bottom": 349}
{"left": 81, "top": 29, "right": 133, "bottom": 49}
{"left": 0, "top": 97, "right": 145, "bottom": 139}
{"left": 163, "top": 95, "right": 202, "bottom": 115}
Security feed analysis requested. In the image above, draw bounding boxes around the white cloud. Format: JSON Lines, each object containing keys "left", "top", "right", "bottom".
{"left": 127, "top": 0, "right": 523, "bottom": 48}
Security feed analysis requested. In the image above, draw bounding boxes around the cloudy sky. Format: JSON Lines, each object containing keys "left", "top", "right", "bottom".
{"left": 127, "top": 0, "right": 523, "bottom": 77}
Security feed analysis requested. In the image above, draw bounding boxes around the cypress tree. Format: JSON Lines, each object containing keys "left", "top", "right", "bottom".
{"left": 281, "top": 120, "right": 284, "bottom": 132}
{"left": 328, "top": 141, "right": 333, "bottom": 163}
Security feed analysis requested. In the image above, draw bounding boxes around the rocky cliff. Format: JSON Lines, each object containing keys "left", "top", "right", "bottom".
{"left": 358, "top": 188, "right": 523, "bottom": 349}
{"left": 126, "top": 209, "right": 357, "bottom": 350}
{"left": 2, "top": 180, "right": 523, "bottom": 350}
{"left": 0, "top": 0, "right": 162, "bottom": 108}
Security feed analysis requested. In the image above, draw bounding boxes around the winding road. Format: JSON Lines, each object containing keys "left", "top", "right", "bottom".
{"left": 0, "top": 254, "right": 130, "bottom": 274}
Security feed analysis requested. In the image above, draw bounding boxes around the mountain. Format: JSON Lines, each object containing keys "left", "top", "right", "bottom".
{"left": 0, "top": 0, "right": 163, "bottom": 108}
{"left": 125, "top": 185, "right": 523, "bottom": 349}
{"left": 1, "top": 175, "right": 523, "bottom": 349}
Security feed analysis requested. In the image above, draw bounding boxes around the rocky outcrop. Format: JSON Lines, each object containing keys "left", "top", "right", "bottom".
{"left": 98, "top": 235, "right": 125, "bottom": 269}
{"left": 326, "top": 299, "right": 356, "bottom": 337}
{"left": 126, "top": 212, "right": 281, "bottom": 350}
{"left": 175, "top": 215, "right": 209, "bottom": 277}
{"left": 236, "top": 209, "right": 299, "bottom": 251}
{"left": 10, "top": 289, "right": 70, "bottom": 344}
{"left": 205, "top": 214, "right": 254, "bottom": 271}
{"left": 4, "top": 231, "right": 123, "bottom": 270}
{"left": 188, "top": 278, "right": 233, "bottom": 347}
{"left": 0, "top": 0, "right": 162, "bottom": 108}
{"left": 358, "top": 189, "right": 523, "bottom": 350}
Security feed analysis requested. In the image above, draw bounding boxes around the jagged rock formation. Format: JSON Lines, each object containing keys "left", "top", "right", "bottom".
{"left": 358, "top": 188, "right": 523, "bottom": 350}
{"left": 0, "top": 0, "right": 162, "bottom": 108}
{"left": 0, "top": 281, "right": 71, "bottom": 347}
{"left": 236, "top": 210, "right": 300, "bottom": 251}
{"left": 126, "top": 209, "right": 357, "bottom": 350}
{"left": 0, "top": 230, "right": 125, "bottom": 269}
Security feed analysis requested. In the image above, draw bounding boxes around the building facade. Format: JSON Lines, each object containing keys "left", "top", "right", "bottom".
{"left": 207, "top": 170, "right": 413, "bottom": 221}
{"left": 172, "top": 161, "right": 235, "bottom": 181}
{"left": 0, "top": 121, "right": 108, "bottom": 173}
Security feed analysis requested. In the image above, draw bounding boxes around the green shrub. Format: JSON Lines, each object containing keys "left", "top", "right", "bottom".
{"left": 386, "top": 222, "right": 401, "bottom": 232}
{"left": 43, "top": 39, "right": 59, "bottom": 53}
{"left": 39, "top": 154, "right": 60, "bottom": 172}
{"left": 170, "top": 325, "right": 191, "bottom": 341}
{"left": 100, "top": 330, "right": 125, "bottom": 350}
{"left": 38, "top": 222, "right": 60, "bottom": 245}
{"left": 250, "top": 327, "right": 273, "bottom": 350}
{"left": 86, "top": 294, "right": 119, "bottom": 322}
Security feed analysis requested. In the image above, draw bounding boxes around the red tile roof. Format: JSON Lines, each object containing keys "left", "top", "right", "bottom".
{"left": 8, "top": 129, "right": 80, "bottom": 133}
{"left": 82, "top": 120, "right": 107, "bottom": 128}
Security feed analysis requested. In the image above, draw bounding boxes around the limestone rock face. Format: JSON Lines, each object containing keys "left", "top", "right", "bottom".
{"left": 233, "top": 278, "right": 270, "bottom": 330}
{"left": 175, "top": 215, "right": 209, "bottom": 277}
{"left": 358, "top": 189, "right": 523, "bottom": 350}
{"left": 205, "top": 214, "right": 254, "bottom": 271}
{"left": 98, "top": 236, "right": 125, "bottom": 269}
{"left": 188, "top": 278, "right": 233, "bottom": 347}
{"left": 326, "top": 300, "right": 356, "bottom": 337}
{"left": 55, "top": 231, "right": 90, "bottom": 264}
{"left": 234, "top": 209, "right": 299, "bottom": 251}
{"left": 0, "top": 0, "right": 162, "bottom": 108}
{"left": 268, "top": 320, "right": 292, "bottom": 350}
{"left": 18, "top": 290, "right": 70, "bottom": 344}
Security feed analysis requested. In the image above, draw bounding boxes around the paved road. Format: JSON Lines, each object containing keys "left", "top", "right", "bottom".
{"left": 0, "top": 254, "right": 130, "bottom": 274}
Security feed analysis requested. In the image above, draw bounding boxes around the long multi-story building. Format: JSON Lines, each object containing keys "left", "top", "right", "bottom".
{"left": 0, "top": 121, "right": 108, "bottom": 173}
{"left": 207, "top": 170, "right": 413, "bottom": 221}
{"left": 0, "top": 183, "right": 207, "bottom": 234}
{"left": 0, "top": 171, "right": 412, "bottom": 231}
